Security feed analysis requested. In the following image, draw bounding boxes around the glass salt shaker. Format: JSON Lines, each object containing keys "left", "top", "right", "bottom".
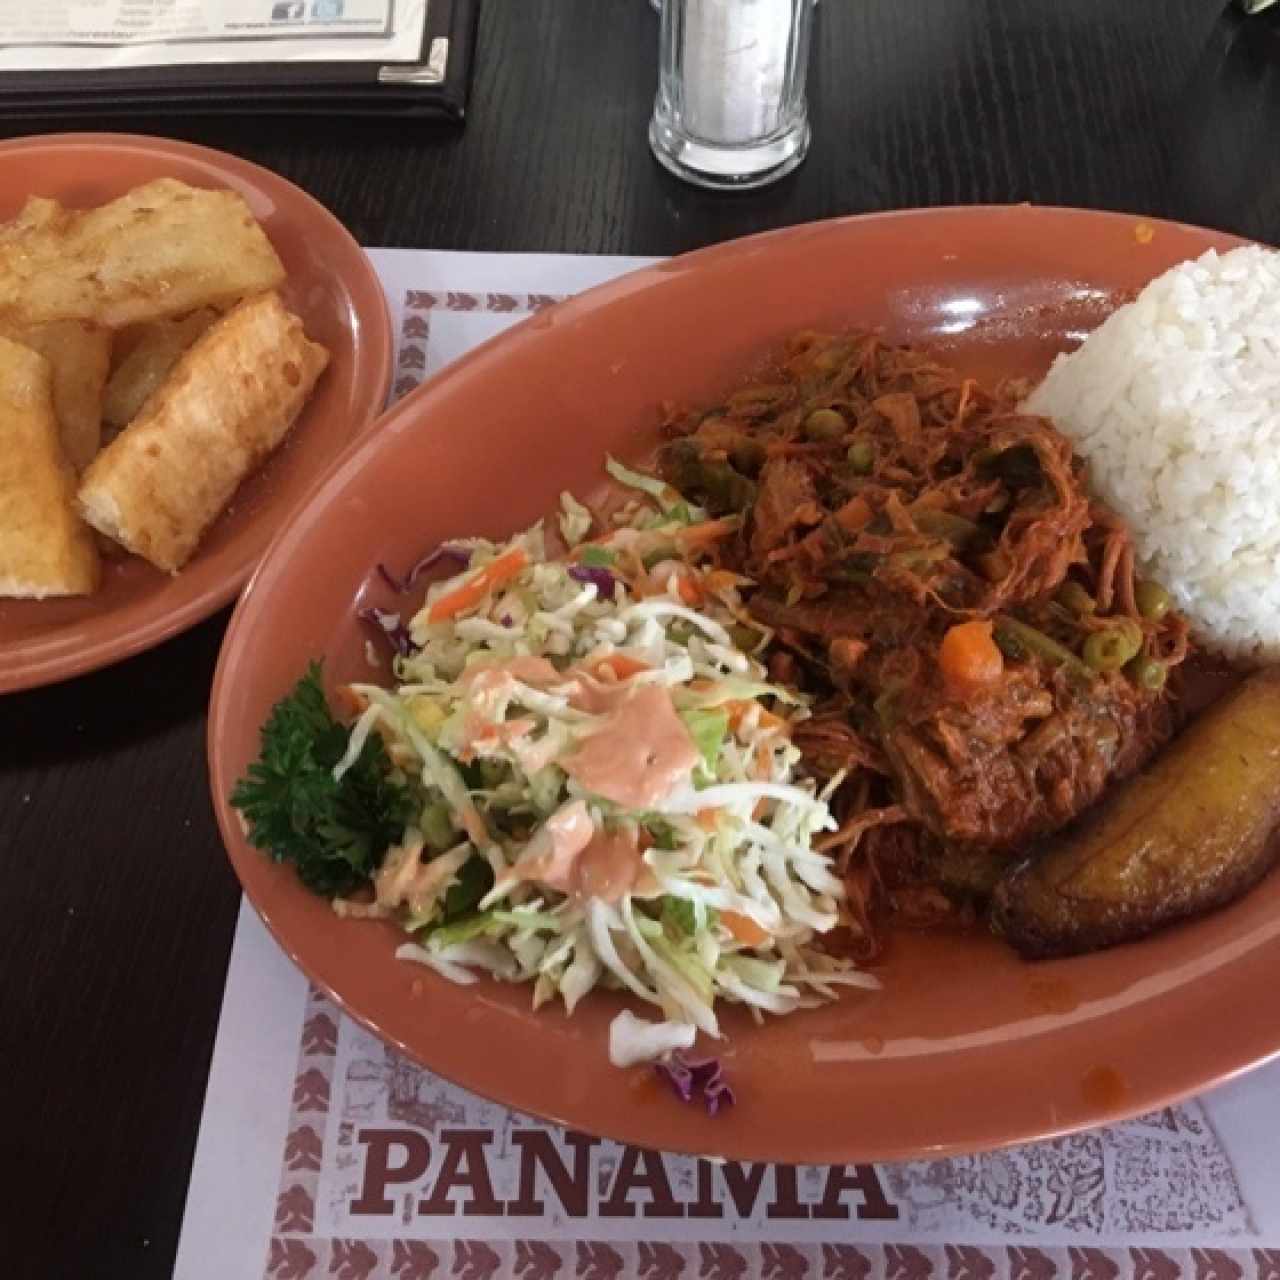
{"left": 649, "top": 0, "right": 814, "bottom": 190}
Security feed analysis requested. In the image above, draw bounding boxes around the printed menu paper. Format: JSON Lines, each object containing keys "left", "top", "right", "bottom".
{"left": 0, "top": 0, "right": 427, "bottom": 71}
{"left": 177, "top": 249, "right": 1280, "bottom": 1280}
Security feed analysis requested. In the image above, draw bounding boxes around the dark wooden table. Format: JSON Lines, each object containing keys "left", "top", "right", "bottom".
{"left": 4, "top": 2, "right": 1279, "bottom": 1275}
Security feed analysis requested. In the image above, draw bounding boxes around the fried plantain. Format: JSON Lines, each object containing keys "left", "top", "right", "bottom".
{"left": 992, "top": 667, "right": 1280, "bottom": 958}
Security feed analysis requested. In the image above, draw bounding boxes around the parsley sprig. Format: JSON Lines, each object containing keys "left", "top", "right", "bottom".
{"left": 231, "top": 662, "right": 413, "bottom": 897}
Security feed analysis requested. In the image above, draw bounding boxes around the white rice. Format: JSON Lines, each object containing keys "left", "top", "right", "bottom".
{"left": 1025, "top": 245, "right": 1280, "bottom": 662}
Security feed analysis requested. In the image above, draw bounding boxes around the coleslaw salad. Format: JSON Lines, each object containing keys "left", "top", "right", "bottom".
{"left": 334, "top": 457, "right": 878, "bottom": 1065}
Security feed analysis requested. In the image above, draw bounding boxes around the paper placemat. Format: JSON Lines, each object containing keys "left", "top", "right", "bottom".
{"left": 176, "top": 249, "right": 1280, "bottom": 1280}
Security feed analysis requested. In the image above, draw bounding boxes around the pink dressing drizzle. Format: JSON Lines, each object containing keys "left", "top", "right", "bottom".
{"left": 561, "top": 684, "right": 699, "bottom": 810}
{"left": 456, "top": 657, "right": 699, "bottom": 810}
{"left": 498, "top": 803, "right": 658, "bottom": 904}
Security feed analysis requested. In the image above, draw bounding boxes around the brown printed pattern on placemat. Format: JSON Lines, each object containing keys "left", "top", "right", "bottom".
{"left": 264, "top": 985, "right": 339, "bottom": 1276}
{"left": 392, "top": 290, "right": 567, "bottom": 402}
{"left": 885, "top": 1106, "right": 1251, "bottom": 1237}
{"left": 266, "top": 1021, "right": 1256, "bottom": 1271}
{"left": 260, "top": 1240, "right": 1280, "bottom": 1280}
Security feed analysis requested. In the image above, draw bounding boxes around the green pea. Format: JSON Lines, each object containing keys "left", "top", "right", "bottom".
{"left": 1083, "top": 619, "right": 1143, "bottom": 671}
{"left": 1056, "top": 581, "right": 1097, "bottom": 615}
{"left": 804, "top": 408, "right": 847, "bottom": 442}
{"left": 846, "top": 438, "right": 875, "bottom": 474}
{"left": 1135, "top": 579, "right": 1172, "bottom": 621}
{"left": 1128, "top": 654, "right": 1168, "bottom": 691}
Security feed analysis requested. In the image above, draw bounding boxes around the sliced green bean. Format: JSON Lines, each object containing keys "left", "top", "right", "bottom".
{"left": 913, "top": 509, "right": 980, "bottom": 548}
{"left": 994, "top": 617, "right": 1091, "bottom": 676}
{"left": 1056, "top": 581, "right": 1097, "bottom": 615}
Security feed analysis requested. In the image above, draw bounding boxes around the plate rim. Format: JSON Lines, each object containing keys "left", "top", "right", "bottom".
{"left": 208, "top": 204, "right": 1280, "bottom": 1163}
{"left": 0, "top": 131, "right": 393, "bottom": 694}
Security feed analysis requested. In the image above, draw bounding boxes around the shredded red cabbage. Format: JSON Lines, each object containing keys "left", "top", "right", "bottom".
{"left": 358, "top": 606, "right": 414, "bottom": 656}
{"left": 377, "top": 543, "right": 472, "bottom": 594}
{"left": 654, "top": 1052, "right": 735, "bottom": 1116}
{"left": 568, "top": 563, "right": 617, "bottom": 597}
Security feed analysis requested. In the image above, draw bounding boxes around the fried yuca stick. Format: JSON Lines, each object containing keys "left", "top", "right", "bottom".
{"left": 3, "top": 320, "right": 111, "bottom": 470}
{"left": 0, "top": 336, "right": 99, "bottom": 598}
{"left": 78, "top": 292, "right": 329, "bottom": 574}
{"left": 0, "top": 195, "right": 65, "bottom": 243}
{"left": 103, "top": 309, "right": 218, "bottom": 431}
{"left": 0, "top": 179, "right": 285, "bottom": 329}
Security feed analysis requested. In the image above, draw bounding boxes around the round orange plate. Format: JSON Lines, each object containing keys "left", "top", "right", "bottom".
{"left": 209, "top": 207, "right": 1280, "bottom": 1163}
{"left": 0, "top": 133, "right": 393, "bottom": 693}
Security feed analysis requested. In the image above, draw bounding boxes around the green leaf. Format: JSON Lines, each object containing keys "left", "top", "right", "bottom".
{"left": 645, "top": 820, "right": 679, "bottom": 851}
{"left": 230, "top": 661, "right": 413, "bottom": 898}
{"left": 579, "top": 545, "right": 616, "bottom": 568}
{"left": 680, "top": 707, "right": 729, "bottom": 775}
{"left": 441, "top": 855, "right": 494, "bottom": 919}
{"left": 605, "top": 454, "right": 674, "bottom": 502}
{"left": 492, "top": 908, "right": 564, "bottom": 931}
{"left": 661, "top": 894, "right": 717, "bottom": 936}
{"left": 424, "top": 911, "right": 501, "bottom": 949}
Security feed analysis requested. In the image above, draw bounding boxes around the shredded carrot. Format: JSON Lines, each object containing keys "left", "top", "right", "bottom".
{"left": 426, "top": 548, "right": 527, "bottom": 623}
{"left": 721, "top": 910, "right": 771, "bottom": 947}
{"left": 725, "top": 700, "right": 786, "bottom": 734}
{"left": 702, "top": 569, "right": 739, "bottom": 595}
{"left": 938, "top": 620, "right": 1004, "bottom": 693}
{"left": 695, "top": 808, "right": 720, "bottom": 832}
{"left": 751, "top": 740, "right": 774, "bottom": 819}
{"left": 833, "top": 495, "right": 872, "bottom": 533}
{"left": 334, "top": 685, "right": 369, "bottom": 717}
{"left": 674, "top": 516, "right": 741, "bottom": 548}
{"left": 909, "top": 490, "right": 947, "bottom": 513}
{"left": 676, "top": 573, "right": 702, "bottom": 606}
{"left": 591, "top": 654, "right": 650, "bottom": 681}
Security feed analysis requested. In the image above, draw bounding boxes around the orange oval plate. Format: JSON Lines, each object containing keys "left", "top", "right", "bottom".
{"left": 209, "top": 207, "right": 1280, "bottom": 1163}
{"left": 0, "top": 133, "right": 392, "bottom": 693}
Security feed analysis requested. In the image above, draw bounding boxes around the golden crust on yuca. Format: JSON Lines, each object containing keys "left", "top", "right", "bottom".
{"left": 0, "top": 336, "right": 100, "bottom": 598}
{"left": 103, "top": 308, "right": 218, "bottom": 431}
{"left": 2, "top": 320, "right": 112, "bottom": 470}
{"left": 0, "top": 179, "right": 286, "bottom": 330}
{"left": 78, "top": 292, "right": 330, "bottom": 574}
